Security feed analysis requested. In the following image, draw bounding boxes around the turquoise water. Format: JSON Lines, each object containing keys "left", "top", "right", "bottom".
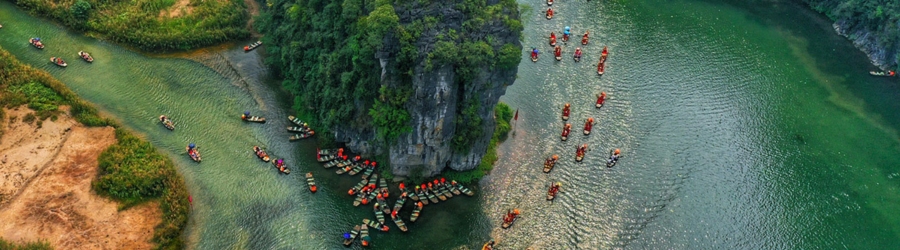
{"left": 3, "top": 0, "right": 900, "bottom": 248}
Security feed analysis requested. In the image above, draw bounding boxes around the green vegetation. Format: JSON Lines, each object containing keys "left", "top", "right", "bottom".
{"left": 0, "top": 46, "right": 189, "bottom": 249}
{"left": 444, "top": 102, "right": 513, "bottom": 184}
{"left": 95, "top": 129, "right": 190, "bottom": 249}
{"left": 0, "top": 239, "right": 52, "bottom": 250}
{"left": 803, "top": 0, "right": 900, "bottom": 67}
{"left": 13, "top": 0, "right": 249, "bottom": 50}
{"left": 259, "top": 0, "right": 522, "bottom": 149}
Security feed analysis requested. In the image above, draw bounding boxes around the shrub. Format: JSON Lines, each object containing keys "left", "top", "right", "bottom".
{"left": 70, "top": 0, "right": 91, "bottom": 20}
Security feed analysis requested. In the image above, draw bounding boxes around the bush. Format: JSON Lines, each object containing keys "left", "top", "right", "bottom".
{"left": 70, "top": 0, "right": 91, "bottom": 20}
{"left": 0, "top": 238, "right": 53, "bottom": 250}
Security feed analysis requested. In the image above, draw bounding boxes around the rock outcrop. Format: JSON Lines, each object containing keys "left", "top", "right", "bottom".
{"left": 334, "top": 1, "right": 522, "bottom": 177}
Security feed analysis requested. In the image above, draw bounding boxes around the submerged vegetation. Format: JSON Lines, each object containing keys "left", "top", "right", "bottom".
{"left": 13, "top": 0, "right": 249, "bottom": 50}
{"left": 803, "top": 0, "right": 900, "bottom": 67}
{"left": 258, "top": 0, "right": 522, "bottom": 150}
{"left": 0, "top": 46, "right": 189, "bottom": 249}
{"left": 444, "top": 102, "right": 513, "bottom": 184}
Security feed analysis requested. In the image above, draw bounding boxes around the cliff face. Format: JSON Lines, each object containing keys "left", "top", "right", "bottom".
{"left": 802, "top": 0, "right": 899, "bottom": 69}
{"left": 333, "top": 1, "right": 521, "bottom": 177}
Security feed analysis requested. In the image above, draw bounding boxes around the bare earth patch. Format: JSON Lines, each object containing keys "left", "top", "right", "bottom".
{"left": 0, "top": 106, "right": 161, "bottom": 249}
{"left": 160, "top": 0, "right": 194, "bottom": 18}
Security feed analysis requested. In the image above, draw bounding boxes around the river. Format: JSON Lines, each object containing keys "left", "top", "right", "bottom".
{"left": 2, "top": 0, "right": 899, "bottom": 249}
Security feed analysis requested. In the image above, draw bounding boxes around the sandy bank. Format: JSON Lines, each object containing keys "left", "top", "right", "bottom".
{"left": 0, "top": 106, "right": 160, "bottom": 249}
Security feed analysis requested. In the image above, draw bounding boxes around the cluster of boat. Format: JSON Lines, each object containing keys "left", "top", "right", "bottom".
{"left": 26, "top": 37, "right": 94, "bottom": 67}
{"left": 240, "top": 112, "right": 316, "bottom": 141}
{"left": 316, "top": 148, "right": 476, "bottom": 247}
{"left": 532, "top": 1, "right": 610, "bottom": 77}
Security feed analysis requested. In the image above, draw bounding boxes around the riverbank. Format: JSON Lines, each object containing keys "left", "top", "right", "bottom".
{"left": 0, "top": 46, "right": 189, "bottom": 249}
{"left": 10, "top": 0, "right": 249, "bottom": 51}
{"left": 802, "top": 0, "right": 899, "bottom": 70}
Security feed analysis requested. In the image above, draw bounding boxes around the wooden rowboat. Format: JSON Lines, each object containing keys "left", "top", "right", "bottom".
{"left": 323, "top": 159, "right": 339, "bottom": 168}
{"left": 432, "top": 186, "right": 447, "bottom": 201}
{"left": 455, "top": 183, "right": 475, "bottom": 196}
{"left": 186, "top": 146, "right": 201, "bottom": 162}
{"left": 343, "top": 225, "right": 360, "bottom": 246}
{"left": 159, "top": 115, "right": 175, "bottom": 130}
{"left": 286, "top": 126, "right": 309, "bottom": 133}
{"left": 289, "top": 132, "right": 313, "bottom": 141}
{"left": 349, "top": 163, "right": 365, "bottom": 175}
{"left": 244, "top": 41, "right": 262, "bottom": 52}
{"left": 360, "top": 224, "right": 371, "bottom": 247}
{"left": 501, "top": 212, "right": 518, "bottom": 229}
{"left": 271, "top": 159, "right": 290, "bottom": 174}
{"left": 353, "top": 192, "right": 365, "bottom": 207}
{"left": 78, "top": 51, "right": 93, "bottom": 62}
{"left": 287, "top": 115, "right": 304, "bottom": 126}
{"left": 336, "top": 164, "right": 351, "bottom": 175}
{"left": 417, "top": 189, "right": 429, "bottom": 205}
{"left": 375, "top": 205, "right": 386, "bottom": 225}
{"left": 317, "top": 148, "right": 340, "bottom": 156}
{"left": 29, "top": 38, "right": 44, "bottom": 49}
{"left": 241, "top": 115, "right": 266, "bottom": 123}
{"left": 349, "top": 178, "right": 368, "bottom": 196}
{"left": 448, "top": 183, "right": 461, "bottom": 196}
{"left": 362, "top": 218, "right": 388, "bottom": 232}
{"left": 317, "top": 154, "right": 335, "bottom": 162}
{"left": 392, "top": 194, "right": 407, "bottom": 213}
{"left": 252, "top": 146, "right": 271, "bottom": 162}
{"left": 306, "top": 172, "right": 317, "bottom": 193}
{"left": 543, "top": 156, "right": 558, "bottom": 173}
{"left": 547, "top": 183, "right": 560, "bottom": 201}
{"left": 392, "top": 213, "right": 408, "bottom": 232}
{"left": 361, "top": 165, "right": 374, "bottom": 179}
{"left": 410, "top": 202, "right": 423, "bottom": 222}
{"left": 439, "top": 183, "right": 453, "bottom": 198}
{"left": 50, "top": 57, "right": 67, "bottom": 67}
{"left": 426, "top": 188, "right": 440, "bottom": 203}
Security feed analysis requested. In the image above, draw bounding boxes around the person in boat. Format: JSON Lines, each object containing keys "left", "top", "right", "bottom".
{"left": 563, "top": 26, "right": 571, "bottom": 42}
{"left": 574, "top": 47, "right": 583, "bottom": 59}
{"left": 242, "top": 111, "right": 250, "bottom": 120}
{"left": 563, "top": 103, "right": 570, "bottom": 116}
{"left": 546, "top": 8, "right": 553, "bottom": 18}
{"left": 577, "top": 144, "right": 588, "bottom": 156}
{"left": 562, "top": 124, "right": 571, "bottom": 137}
{"left": 554, "top": 45, "right": 562, "bottom": 57}
{"left": 597, "top": 92, "right": 606, "bottom": 106}
{"left": 391, "top": 209, "right": 398, "bottom": 218}
{"left": 890, "top": 71, "right": 897, "bottom": 77}
{"left": 584, "top": 117, "right": 594, "bottom": 131}
{"left": 531, "top": 48, "right": 539, "bottom": 59}
{"left": 486, "top": 240, "right": 495, "bottom": 250}
{"left": 601, "top": 46, "right": 609, "bottom": 62}
{"left": 582, "top": 31, "right": 590, "bottom": 44}
{"left": 337, "top": 148, "right": 344, "bottom": 158}
{"left": 608, "top": 148, "right": 621, "bottom": 163}
{"left": 549, "top": 32, "right": 557, "bottom": 45}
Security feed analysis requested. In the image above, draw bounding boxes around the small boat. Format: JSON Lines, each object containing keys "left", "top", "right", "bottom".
{"left": 317, "top": 154, "right": 335, "bottom": 163}
{"left": 244, "top": 41, "right": 262, "bottom": 52}
{"left": 29, "top": 38, "right": 44, "bottom": 49}
{"left": 561, "top": 123, "right": 571, "bottom": 141}
{"left": 575, "top": 144, "right": 587, "bottom": 162}
{"left": 186, "top": 144, "right": 201, "bottom": 162}
{"left": 349, "top": 163, "right": 365, "bottom": 175}
{"left": 573, "top": 48, "right": 582, "bottom": 62}
{"left": 323, "top": 159, "right": 340, "bottom": 168}
{"left": 426, "top": 187, "right": 440, "bottom": 204}
{"left": 353, "top": 192, "right": 366, "bottom": 206}
{"left": 392, "top": 213, "right": 408, "bottom": 232}
{"left": 393, "top": 194, "right": 407, "bottom": 213}
{"left": 546, "top": 8, "right": 553, "bottom": 20}
{"left": 455, "top": 182, "right": 475, "bottom": 196}
{"left": 378, "top": 178, "right": 388, "bottom": 192}
{"left": 288, "top": 115, "right": 305, "bottom": 126}
{"left": 289, "top": 131, "right": 314, "bottom": 141}
{"left": 431, "top": 185, "right": 447, "bottom": 201}
{"left": 501, "top": 209, "right": 520, "bottom": 229}
{"left": 583, "top": 118, "right": 594, "bottom": 135}
{"left": 317, "top": 148, "right": 341, "bottom": 156}
{"left": 286, "top": 126, "right": 309, "bottom": 133}
{"left": 271, "top": 158, "right": 291, "bottom": 174}
{"left": 336, "top": 164, "right": 351, "bottom": 175}
{"left": 410, "top": 201, "right": 423, "bottom": 222}
{"left": 241, "top": 112, "right": 266, "bottom": 123}
{"left": 336, "top": 159, "right": 351, "bottom": 168}
{"left": 252, "top": 146, "right": 271, "bottom": 162}
{"left": 582, "top": 31, "right": 590, "bottom": 45}
{"left": 78, "top": 51, "right": 93, "bottom": 63}
{"left": 362, "top": 218, "right": 389, "bottom": 232}
{"left": 549, "top": 33, "right": 557, "bottom": 46}
{"left": 448, "top": 182, "right": 461, "bottom": 196}
{"left": 417, "top": 189, "right": 429, "bottom": 205}
{"left": 343, "top": 225, "right": 360, "bottom": 246}
{"left": 547, "top": 0, "right": 552, "bottom": 6}
{"left": 406, "top": 187, "right": 419, "bottom": 201}
{"left": 306, "top": 172, "right": 317, "bottom": 193}
{"left": 159, "top": 115, "right": 175, "bottom": 130}
{"left": 349, "top": 178, "right": 368, "bottom": 196}
{"left": 607, "top": 149, "right": 621, "bottom": 168}
{"left": 50, "top": 57, "right": 67, "bottom": 67}
{"left": 554, "top": 46, "right": 562, "bottom": 61}
{"left": 361, "top": 165, "right": 375, "bottom": 179}
{"left": 596, "top": 92, "right": 606, "bottom": 108}
{"left": 561, "top": 103, "right": 570, "bottom": 121}
{"left": 439, "top": 183, "right": 453, "bottom": 198}
{"left": 870, "top": 70, "right": 896, "bottom": 77}
{"left": 543, "top": 155, "right": 559, "bottom": 173}
{"left": 379, "top": 199, "right": 391, "bottom": 215}
{"left": 375, "top": 205, "right": 387, "bottom": 225}
{"left": 360, "top": 224, "right": 371, "bottom": 247}
{"left": 531, "top": 48, "right": 539, "bottom": 62}
{"left": 547, "top": 182, "right": 561, "bottom": 201}
{"left": 482, "top": 240, "right": 496, "bottom": 250}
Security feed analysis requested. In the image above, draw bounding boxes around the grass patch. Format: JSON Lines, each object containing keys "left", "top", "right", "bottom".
{"left": 0, "top": 238, "right": 53, "bottom": 250}
{"left": 443, "top": 102, "right": 513, "bottom": 184}
{"left": 13, "top": 0, "right": 249, "bottom": 51}
{"left": 0, "top": 45, "right": 189, "bottom": 249}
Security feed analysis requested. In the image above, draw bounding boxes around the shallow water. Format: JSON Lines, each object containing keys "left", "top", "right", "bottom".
{"left": 2, "top": 0, "right": 900, "bottom": 248}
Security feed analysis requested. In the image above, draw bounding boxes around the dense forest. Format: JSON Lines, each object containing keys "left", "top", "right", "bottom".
{"left": 0, "top": 47, "right": 190, "bottom": 249}
{"left": 12, "top": 0, "right": 249, "bottom": 50}
{"left": 802, "top": 0, "right": 900, "bottom": 67}
{"left": 257, "top": 0, "right": 522, "bottom": 155}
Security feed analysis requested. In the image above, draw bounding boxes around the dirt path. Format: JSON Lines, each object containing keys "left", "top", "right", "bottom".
{"left": 245, "top": 0, "right": 262, "bottom": 37}
{"left": 0, "top": 106, "right": 160, "bottom": 249}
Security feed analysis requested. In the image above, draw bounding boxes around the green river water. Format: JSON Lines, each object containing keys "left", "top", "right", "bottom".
{"left": 2, "top": 0, "right": 900, "bottom": 249}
